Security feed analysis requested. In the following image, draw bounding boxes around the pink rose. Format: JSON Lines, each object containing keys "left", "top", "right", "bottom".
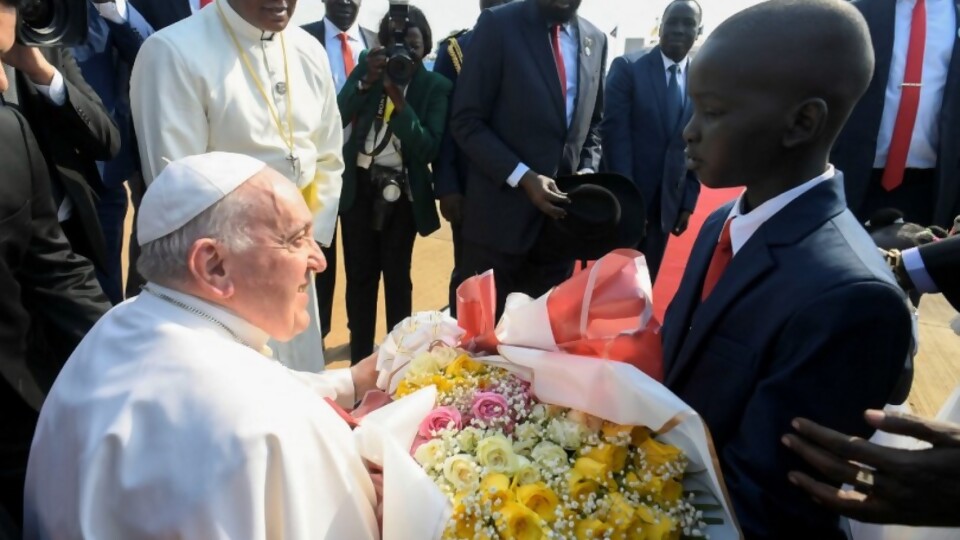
{"left": 471, "top": 392, "right": 510, "bottom": 423}
{"left": 418, "top": 406, "right": 463, "bottom": 438}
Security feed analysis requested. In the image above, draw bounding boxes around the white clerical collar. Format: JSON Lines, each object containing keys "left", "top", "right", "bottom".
{"left": 144, "top": 282, "right": 272, "bottom": 355}
{"left": 726, "top": 165, "right": 836, "bottom": 255}
{"left": 323, "top": 16, "right": 364, "bottom": 45}
{"left": 217, "top": 0, "right": 278, "bottom": 42}
{"left": 661, "top": 51, "right": 689, "bottom": 75}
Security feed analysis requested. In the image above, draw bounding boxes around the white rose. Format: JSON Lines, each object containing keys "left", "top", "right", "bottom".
{"left": 443, "top": 454, "right": 480, "bottom": 491}
{"left": 407, "top": 351, "right": 442, "bottom": 376}
{"left": 456, "top": 427, "right": 482, "bottom": 453}
{"left": 531, "top": 441, "right": 570, "bottom": 469}
{"left": 512, "top": 456, "right": 541, "bottom": 486}
{"left": 546, "top": 417, "right": 589, "bottom": 450}
{"left": 475, "top": 434, "right": 519, "bottom": 475}
{"left": 512, "top": 422, "right": 542, "bottom": 454}
{"left": 413, "top": 439, "right": 447, "bottom": 468}
{"left": 430, "top": 345, "right": 460, "bottom": 370}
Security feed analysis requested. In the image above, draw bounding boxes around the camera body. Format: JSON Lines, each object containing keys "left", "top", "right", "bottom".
{"left": 16, "top": 0, "right": 88, "bottom": 47}
{"left": 370, "top": 165, "right": 408, "bottom": 232}
{"left": 384, "top": 0, "right": 415, "bottom": 86}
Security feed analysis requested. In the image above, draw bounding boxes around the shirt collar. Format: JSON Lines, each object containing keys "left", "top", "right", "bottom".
{"left": 218, "top": 0, "right": 277, "bottom": 42}
{"left": 323, "top": 16, "right": 364, "bottom": 44}
{"left": 145, "top": 282, "right": 272, "bottom": 356}
{"left": 726, "top": 165, "right": 836, "bottom": 254}
{"left": 661, "top": 51, "right": 689, "bottom": 75}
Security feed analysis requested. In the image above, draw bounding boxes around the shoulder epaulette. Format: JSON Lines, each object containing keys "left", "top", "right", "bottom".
{"left": 447, "top": 36, "right": 465, "bottom": 74}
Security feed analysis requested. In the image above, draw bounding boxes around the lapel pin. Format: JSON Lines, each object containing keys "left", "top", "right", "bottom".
{"left": 584, "top": 37, "right": 593, "bottom": 57}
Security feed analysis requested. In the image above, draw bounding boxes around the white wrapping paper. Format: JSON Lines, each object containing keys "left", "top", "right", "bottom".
{"left": 364, "top": 342, "right": 742, "bottom": 539}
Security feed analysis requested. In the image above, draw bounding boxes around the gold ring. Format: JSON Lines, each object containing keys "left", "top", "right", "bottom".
{"left": 855, "top": 468, "right": 875, "bottom": 491}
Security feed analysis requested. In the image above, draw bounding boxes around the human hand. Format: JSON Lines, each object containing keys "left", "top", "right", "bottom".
{"left": 782, "top": 410, "right": 960, "bottom": 526}
{"left": 439, "top": 194, "right": 464, "bottom": 224}
{"left": 350, "top": 350, "right": 380, "bottom": 399}
{"left": 518, "top": 171, "right": 568, "bottom": 219}
{"left": 672, "top": 210, "right": 692, "bottom": 236}
{"left": 1, "top": 44, "right": 56, "bottom": 85}
{"left": 362, "top": 47, "right": 387, "bottom": 86}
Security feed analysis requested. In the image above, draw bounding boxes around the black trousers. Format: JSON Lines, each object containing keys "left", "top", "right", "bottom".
{"left": 314, "top": 221, "right": 337, "bottom": 340}
{"left": 0, "top": 385, "right": 39, "bottom": 536}
{"left": 447, "top": 221, "right": 464, "bottom": 317}
{"left": 857, "top": 168, "right": 936, "bottom": 226}
{"left": 341, "top": 167, "right": 418, "bottom": 363}
{"left": 460, "top": 239, "right": 574, "bottom": 320}
{"left": 638, "top": 190, "right": 667, "bottom": 283}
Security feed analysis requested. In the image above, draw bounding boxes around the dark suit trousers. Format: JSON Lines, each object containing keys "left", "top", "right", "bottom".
{"left": 460, "top": 240, "right": 573, "bottom": 320}
{"left": 95, "top": 184, "right": 128, "bottom": 305}
{"left": 341, "top": 168, "right": 418, "bottom": 364}
{"left": 447, "top": 221, "right": 464, "bottom": 317}
{"left": 314, "top": 222, "right": 337, "bottom": 339}
{"left": 858, "top": 168, "right": 936, "bottom": 226}
{"left": 0, "top": 386, "right": 39, "bottom": 535}
{"left": 638, "top": 189, "right": 667, "bottom": 282}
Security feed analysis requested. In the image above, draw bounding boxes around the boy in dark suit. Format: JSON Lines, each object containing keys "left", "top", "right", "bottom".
{"left": 661, "top": 0, "right": 914, "bottom": 536}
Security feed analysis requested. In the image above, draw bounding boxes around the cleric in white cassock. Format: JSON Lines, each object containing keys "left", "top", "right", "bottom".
{"left": 23, "top": 153, "right": 380, "bottom": 539}
{"left": 130, "top": 0, "right": 342, "bottom": 373}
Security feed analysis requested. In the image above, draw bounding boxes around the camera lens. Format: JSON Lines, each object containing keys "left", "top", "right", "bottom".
{"left": 20, "top": 0, "right": 54, "bottom": 27}
{"left": 382, "top": 182, "right": 402, "bottom": 203}
{"left": 16, "top": 0, "right": 89, "bottom": 48}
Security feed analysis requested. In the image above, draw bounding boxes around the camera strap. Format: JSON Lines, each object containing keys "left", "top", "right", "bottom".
{"left": 360, "top": 93, "right": 396, "bottom": 158}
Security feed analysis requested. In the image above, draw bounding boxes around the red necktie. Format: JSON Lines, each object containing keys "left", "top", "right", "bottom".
{"left": 881, "top": 0, "right": 926, "bottom": 192}
{"left": 701, "top": 218, "right": 734, "bottom": 301}
{"left": 338, "top": 33, "right": 356, "bottom": 77}
{"left": 199, "top": 0, "right": 213, "bottom": 8}
{"left": 551, "top": 25, "right": 567, "bottom": 104}
{"left": 324, "top": 397, "right": 359, "bottom": 429}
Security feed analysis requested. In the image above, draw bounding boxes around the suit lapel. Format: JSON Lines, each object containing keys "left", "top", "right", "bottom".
{"left": 522, "top": 0, "right": 566, "bottom": 120}
{"left": 645, "top": 48, "right": 670, "bottom": 137}
{"left": 867, "top": 0, "right": 896, "bottom": 94}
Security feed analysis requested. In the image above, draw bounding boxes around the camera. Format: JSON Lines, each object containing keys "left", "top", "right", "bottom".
{"left": 384, "top": 0, "right": 415, "bottom": 86}
{"left": 370, "top": 165, "right": 407, "bottom": 232}
{"left": 16, "top": 0, "right": 88, "bottom": 47}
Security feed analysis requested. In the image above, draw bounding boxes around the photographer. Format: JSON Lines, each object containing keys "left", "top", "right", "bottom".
{"left": 337, "top": 3, "right": 451, "bottom": 364}
{"left": 0, "top": 1, "right": 110, "bottom": 534}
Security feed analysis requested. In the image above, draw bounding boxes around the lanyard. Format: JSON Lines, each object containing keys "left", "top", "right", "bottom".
{"left": 216, "top": 1, "right": 300, "bottom": 179}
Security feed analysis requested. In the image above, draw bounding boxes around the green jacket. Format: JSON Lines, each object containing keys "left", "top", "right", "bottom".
{"left": 338, "top": 51, "right": 453, "bottom": 237}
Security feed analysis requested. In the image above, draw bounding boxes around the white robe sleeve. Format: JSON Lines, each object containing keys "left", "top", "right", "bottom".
{"left": 287, "top": 367, "right": 357, "bottom": 409}
{"left": 131, "top": 34, "right": 210, "bottom": 184}
{"left": 307, "top": 47, "right": 344, "bottom": 247}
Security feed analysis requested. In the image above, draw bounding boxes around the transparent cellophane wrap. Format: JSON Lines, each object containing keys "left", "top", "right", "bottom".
{"left": 352, "top": 250, "right": 742, "bottom": 539}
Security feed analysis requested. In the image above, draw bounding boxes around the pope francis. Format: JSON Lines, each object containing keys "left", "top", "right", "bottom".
{"left": 130, "top": 0, "right": 343, "bottom": 373}
{"left": 23, "top": 153, "right": 380, "bottom": 539}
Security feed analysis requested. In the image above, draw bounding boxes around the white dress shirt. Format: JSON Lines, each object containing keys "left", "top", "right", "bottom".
{"left": 94, "top": 0, "right": 156, "bottom": 38}
{"left": 507, "top": 21, "right": 582, "bottom": 187}
{"left": 725, "top": 166, "right": 836, "bottom": 255}
{"left": 874, "top": 0, "right": 956, "bottom": 169}
{"left": 323, "top": 17, "right": 366, "bottom": 93}
{"left": 23, "top": 284, "right": 376, "bottom": 539}
{"left": 661, "top": 51, "right": 690, "bottom": 104}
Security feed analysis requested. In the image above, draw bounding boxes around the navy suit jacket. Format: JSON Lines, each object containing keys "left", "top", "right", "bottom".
{"left": 129, "top": 0, "right": 191, "bottom": 31}
{"left": 450, "top": 0, "right": 606, "bottom": 254}
{"left": 601, "top": 47, "right": 699, "bottom": 233}
{"left": 432, "top": 29, "right": 473, "bottom": 198}
{"left": 300, "top": 19, "right": 378, "bottom": 53}
{"left": 661, "top": 176, "right": 912, "bottom": 537}
{"left": 832, "top": 0, "right": 960, "bottom": 227}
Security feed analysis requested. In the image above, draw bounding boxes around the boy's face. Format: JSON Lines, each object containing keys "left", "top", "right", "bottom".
{"left": 683, "top": 42, "right": 787, "bottom": 190}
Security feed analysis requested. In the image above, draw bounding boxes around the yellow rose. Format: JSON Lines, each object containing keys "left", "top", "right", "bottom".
{"left": 573, "top": 457, "right": 613, "bottom": 488}
{"left": 583, "top": 443, "right": 629, "bottom": 473}
{"left": 515, "top": 482, "right": 560, "bottom": 523}
{"left": 448, "top": 502, "right": 480, "bottom": 539}
{"left": 601, "top": 422, "right": 634, "bottom": 440}
{"left": 444, "top": 354, "right": 485, "bottom": 377}
{"left": 480, "top": 473, "right": 513, "bottom": 509}
{"left": 638, "top": 437, "right": 684, "bottom": 477}
{"left": 606, "top": 492, "right": 636, "bottom": 532}
{"left": 413, "top": 439, "right": 447, "bottom": 469}
{"left": 631, "top": 426, "right": 652, "bottom": 446}
{"left": 511, "top": 456, "right": 542, "bottom": 487}
{"left": 624, "top": 470, "right": 665, "bottom": 500}
{"left": 395, "top": 379, "right": 420, "bottom": 398}
{"left": 575, "top": 518, "right": 614, "bottom": 540}
{"left": 476, "top": 434, "right": 519, "bottom": 475}
{"left": 429, "top": 374, "right": 453, "bottom": 393}
{"left": 443, "top": 454, "right": 480, "bottom": 491}
{"left": 637, "top": 510, "right": 679, "bottom": 540}
{"left": 496, "top": 502, "right": 547, "bottom": 540}
{"left": 656, "top": 479, "right": 683, "bottom": 506}
{"left": 566, "top": 470, "right": 601, "bottom": 502}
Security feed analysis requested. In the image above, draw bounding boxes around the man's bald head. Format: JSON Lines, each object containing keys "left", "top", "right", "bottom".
{"left": 703, "top": 0, "right": 874, "bottom": 139}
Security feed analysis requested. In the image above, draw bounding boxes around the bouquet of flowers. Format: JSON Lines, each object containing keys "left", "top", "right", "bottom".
{"left": 397, "top": 346, "right": 712, "bottom": 539}
{"left": 351, "top": 251, "right": 739, "bottom": 539}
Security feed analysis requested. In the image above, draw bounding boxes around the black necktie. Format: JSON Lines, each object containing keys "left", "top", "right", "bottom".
{"left": 666, "top": 64, "right": 682, "bottom": 131}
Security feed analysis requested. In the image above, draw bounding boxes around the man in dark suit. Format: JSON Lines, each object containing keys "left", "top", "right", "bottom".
{"left": 433, "top": 0, "right": 513, "bottom": 315}
{"left": 601, "top": 0, "right": 701, "bottom": 281}
{"left": 663, "top": 1, "right": 912, "bottom": 535}
{"left": 2, "top": 44, "right": 121, "bottom": 284}
{"left": 832, "top": 0, "right": 959, "bottom": 228}
{"left": 451, "top": 0, "right": 606, "bottom": 316}
{"left": 129, "top": 0, "right": 192, "bottom": 31}
{"left": 302, "top": 0, "right": 376, "bottom": 343}
{"left": 0, "top": 3, "right": 111, "bottom": 531}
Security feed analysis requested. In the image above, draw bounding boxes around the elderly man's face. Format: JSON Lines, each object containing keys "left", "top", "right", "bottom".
{"left": 223, "top": 170, "right": 324, "bottom": 341}
{"left": 228, "top": 0, "right": 298, "bottom": 33}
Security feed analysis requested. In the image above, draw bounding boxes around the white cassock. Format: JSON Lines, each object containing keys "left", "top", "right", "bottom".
{"left": 23, "top": 285, "right": 379, "bottom": 540}
{"left": 130, "top": 0, "right": 344, "bottom": 373}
